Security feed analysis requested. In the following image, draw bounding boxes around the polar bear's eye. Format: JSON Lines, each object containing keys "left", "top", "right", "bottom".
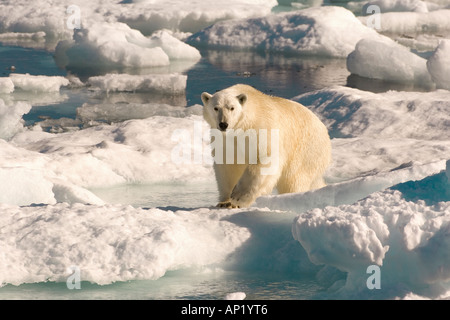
{"left": 214, "top": 107, "right": 218, "bottom": 111}
{"left": 230, "top": 107, "right": 234, "bottom": 111}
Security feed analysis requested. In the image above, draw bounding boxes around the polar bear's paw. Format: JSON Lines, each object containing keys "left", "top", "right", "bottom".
{"left": 216, "top": 201, "right": 240, "bottom": 209}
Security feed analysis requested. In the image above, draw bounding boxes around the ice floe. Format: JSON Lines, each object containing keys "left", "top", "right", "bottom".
{"left": 188, "top": 6, "right": 381, "bottom": 58}
{"left": 55, "top": 23, "right": 201, "bottom": 69}
{"left": 87, "top": 73, "right": 187, "bottom": 94}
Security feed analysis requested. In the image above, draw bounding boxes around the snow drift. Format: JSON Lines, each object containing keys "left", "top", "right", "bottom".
{"left": 293, "top": 166, "right": 450, "bottom": 299}
{"left": 0, "top": 203, "right": 250, "bottom": 286}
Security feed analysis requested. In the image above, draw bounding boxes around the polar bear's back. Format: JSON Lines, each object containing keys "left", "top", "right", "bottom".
{"left": 228, "top": 84, "right": 328, "bottom": 135}
{"left": 235, "top": 85, "right": 331, "bottom": 192}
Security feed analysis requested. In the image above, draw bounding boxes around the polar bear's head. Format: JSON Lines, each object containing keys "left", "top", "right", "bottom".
{"left": 201, "top": 89, "right": 247, "bottom": 132}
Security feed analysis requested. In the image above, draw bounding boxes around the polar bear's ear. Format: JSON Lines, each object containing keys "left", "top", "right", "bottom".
{"left": 201, "top": 92, "right": 212, "bottom": 105}
{"left": 237, "top": 94, "right": 247, "bottom": 106}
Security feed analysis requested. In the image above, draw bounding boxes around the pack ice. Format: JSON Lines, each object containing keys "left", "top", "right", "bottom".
{"left": 0, "top": 0, "right": 449, "bottom": 301}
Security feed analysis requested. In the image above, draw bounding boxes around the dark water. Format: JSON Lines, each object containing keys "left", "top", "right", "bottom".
{"left": 0, "top": 43, "right": 432, "bottom": 128}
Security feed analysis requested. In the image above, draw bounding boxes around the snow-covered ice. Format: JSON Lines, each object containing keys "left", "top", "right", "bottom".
{"left": 77, "top": 103, "right": 202, "bottom": 124}
{"left": 0, "top": 114, "right": 213, "bottom": 206}
{"left": 188, "top": 6, "right": 380, "bottom": 58}
{"left": 293, "top": 169, "right": 450, "bottom": 299}
{"left": 115, "top": 0, "right": 278, "bottom": 35}
{"left": 0, "top": 0, "right": 277, "bottom": 41}
{"left": 427, "top": 39, "right": 450, "bottom": 90}
{"left": 357, "top": 9, "right": 450, "bottom": 36}
{"left": 55, "top": 23, "right": 201, "bottom": 69}
{"left": 0, "top": 0, "right": 449, "bottom": 300}
{"left": 9, "top": 73, "right": 70, "bottom": 92}
{"left": 347, "top": 35, "right": 450, "bottom": 87}
{"left": 293, "top": 86, "right": 450, "bottom": 141}
{"left": 0, "top": 74, "right": 69, "bottom": 94}
{"left": 225, "top": 292, "right": 247, "bottom": 300}
{"left": 0, "top": 99, "right": 31, "bottom": 140}
{"left": 361, "top": 0, "right": 440, "bottom": 13}
{"left": 0, "top": 203, "right": 250, "bottom": 286}
{"left": 347, "top": 37, "right": 433, "bottom": 85}
{"left": 1, "top": 80, "right": 449, "bottom": 299}
{"left": 87, "top": 73, "right": 187, "bottom": 94}
{"left": 0, "top": 78, "right": 14, "bottom": 94}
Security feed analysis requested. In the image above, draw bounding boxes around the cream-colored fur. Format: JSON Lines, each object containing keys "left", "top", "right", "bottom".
{"left": 201, "top": 84, "right": 331, "bottom": 208}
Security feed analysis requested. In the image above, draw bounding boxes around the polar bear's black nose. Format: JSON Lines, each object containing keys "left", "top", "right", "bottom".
{"left": 219, "top": 122, "right": 228, "bottom": 131}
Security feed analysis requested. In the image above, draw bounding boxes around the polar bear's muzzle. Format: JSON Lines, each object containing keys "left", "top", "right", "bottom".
{"left": 219, "top": 122, "right": 229, "bottom": 131}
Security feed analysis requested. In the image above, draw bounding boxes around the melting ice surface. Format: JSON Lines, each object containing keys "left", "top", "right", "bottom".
{"left": 0, "top": 0, "right": 450, "bottom": 300}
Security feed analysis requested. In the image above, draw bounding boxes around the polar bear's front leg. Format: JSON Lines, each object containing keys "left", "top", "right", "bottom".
{"left": 214, "top": 163, "right": 246, "bottom": 208}
{"left": 229, "top": 165, "right": 279, "bottom": 208}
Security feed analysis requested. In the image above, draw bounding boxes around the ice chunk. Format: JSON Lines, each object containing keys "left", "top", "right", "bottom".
{"left": 294, "top": 86, "right": 450, "bottom": 140}
{"left": 293, "top": 201, "right": 390, "bottom": 269}
{"left": 52, "top": 181, "right": 105, "bottom": 205}
{"left": 0, "top": 78, "right": 14, "bottom": 94}
{"left": 0, "top": 138, "right": 110, "bottom": 206}
{"left": 347, "top": 37, "right": 433, "bottom": 85}
{"left": 9, "top": 73, "right": 69, "bottom": 92}
{"left": 0, "top": 1, "right": 69, "bottom": 39}
{"left": 148, "top": 30, "right": 202, "bottom": 61}
{"left": 188, "top": 6, "right": 379, "bottom": 58}
{"left": 55, "top": 22, "right": 200, "bottom": 69}
{"left": 0, "top": 204, "right": 250, "bottom": 286}
{"left": 358, "top": 9, "right": 450, "bottom": 36}
{"left": 362, "top": 0, "right": 431, "bottom": 13}
{"left": 256, "top": 160, "right": 446, "bottom": 212}
{"left": 225, "top": 292, "right": 246, "bottom": 300}
{"left": 292, "top": 171, "right": 450, "bottom": 298}
{"left": 12, "top": 115, "right": 214, "bottom": 189}
{"left": 427, "top": 39, "right": 450, "bottom": 90}
{"left": 0, "top": 167, "right": 56, "bottom": 206}
{"left": 0, "top": 99, "right": 31, "bottom": 140}
{"left": 0, "top": 31, "right": 46, "bottom": 49}
{"left": 292, "top": 86, "right": 450, "bottom": 185}
{"left": 117, "top": 0, "right": 278, "bottom": 35}
{"left": 0, "top": 0, "right": 277, "bottom": 46}
{"left": 87, "top": 73, "right": 187, "bottom": 94}
{"left": 77, "top": 102, "right": 202, "bottom": 123}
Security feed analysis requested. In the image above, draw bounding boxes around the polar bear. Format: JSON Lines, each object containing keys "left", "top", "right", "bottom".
{"left": 201, "top": 84, "right": 331, "bottom": 208}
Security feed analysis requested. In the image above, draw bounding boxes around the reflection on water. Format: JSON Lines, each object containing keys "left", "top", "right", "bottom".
{"left": 347, "top": 74, "right": 435, "bottom": 93}
{"left": 0, "top": 270, "right": 326, "bottom": 300}
{"left": 186, "top": 49, "right": 351, "bottom": 105}
{"left": 90, "top": 182, "right": 218, "bottom": 209}
{"left": 2, "top": 44, "right": 437, "bottom": 131}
